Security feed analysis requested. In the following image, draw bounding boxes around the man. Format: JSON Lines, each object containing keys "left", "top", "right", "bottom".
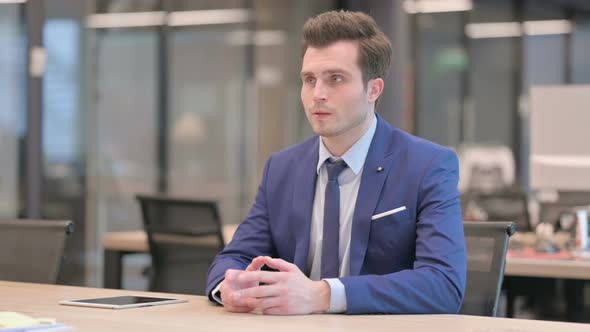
{"left": 206, "top": 10, "right": 466, "bottom": 315}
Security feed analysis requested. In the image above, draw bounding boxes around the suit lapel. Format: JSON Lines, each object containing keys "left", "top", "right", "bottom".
{"left": 349, "top": 115, "right": 396, "bottom": 276}
{"left": 292, "top": 138, "right": 319, "bottom": 274}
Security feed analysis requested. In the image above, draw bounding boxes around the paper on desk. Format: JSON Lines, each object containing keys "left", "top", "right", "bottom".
{"left": 0, "top": 312, "right": 69, "bottom": 331}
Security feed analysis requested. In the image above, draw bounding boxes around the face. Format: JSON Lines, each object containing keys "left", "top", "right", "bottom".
{"left": 300, "top": 40, "right": 382, "bottom": 141}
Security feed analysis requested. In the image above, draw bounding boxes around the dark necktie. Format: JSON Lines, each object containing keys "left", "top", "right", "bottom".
{"left": 321, "top": 159, "right": 348, "bottom": 279}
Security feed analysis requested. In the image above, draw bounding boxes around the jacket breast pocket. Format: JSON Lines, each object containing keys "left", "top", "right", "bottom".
{"left": 366, "top": 207, "right": 416, "bottom": 271}
{"left": 368, "top": 207, "right": 414, "bottom": 248}
{"left": 371, "top": 207, "right": 411, "bottom": 224}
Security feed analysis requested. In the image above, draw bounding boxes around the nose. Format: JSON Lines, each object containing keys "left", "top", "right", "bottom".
{"left": 312, "top": 81, "right": 328, "bottom": 103}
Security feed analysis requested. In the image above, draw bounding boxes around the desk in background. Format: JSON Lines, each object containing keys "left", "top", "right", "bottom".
{"left": 505, "top": 252, "right": 590, "bottom": 279}
{"left": 2, "top": 281, "right": 589, "bottom": 332}
{"left": 102, "top": 224, "right": 238, "bottom": 289}
{"left": 503, "top": 232, "right": 590, "bottom": 321}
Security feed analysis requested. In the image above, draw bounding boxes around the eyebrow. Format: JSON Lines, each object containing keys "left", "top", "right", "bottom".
{"left": 300, "top": 68, "right": 353, "bottom": 77}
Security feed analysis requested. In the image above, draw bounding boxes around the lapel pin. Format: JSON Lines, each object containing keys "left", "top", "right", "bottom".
{"left": 376, "top": 166, "right": 384, "bottom": 172}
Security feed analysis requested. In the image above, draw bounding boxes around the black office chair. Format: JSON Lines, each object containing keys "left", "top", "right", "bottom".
{"left": 459, "top": 221, "right": 515, "bottom": 316}
{"left": 136, "top": 194, "right": 224, "bottom": 295}
{"left": 462, "top": 190, "right": 531, "bottom": 232}
{"left": 0, "top": 219, "right": 74, "bottom": 284}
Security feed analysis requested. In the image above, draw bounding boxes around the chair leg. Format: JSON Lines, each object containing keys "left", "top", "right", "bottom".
{"left": 504, "top": 279, "right": 515, "bottom": 318}
{"left": 104, "top": 249, "right": 123, "bottom": 289}
{"left": 564, "top": 279, "right": 585, "bottom": 322}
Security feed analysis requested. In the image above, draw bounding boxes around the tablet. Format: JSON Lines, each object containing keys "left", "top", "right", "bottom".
{"left": 59, "top": 295, "right": 188, "bottom": 309}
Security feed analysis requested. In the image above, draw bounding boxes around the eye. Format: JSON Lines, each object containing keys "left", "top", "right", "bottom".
{"left": 304, "top": 77, "right": 316, "bottom": 84}
{"left": 331, "top": 75, "right": 344, "bottom": 83}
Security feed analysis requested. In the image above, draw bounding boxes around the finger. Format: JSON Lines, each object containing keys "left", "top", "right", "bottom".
{"left": 226, "top": 287, "right": 253, "bottom": 307}
{"left": 224, "top": 269, "right": 241, "bottom": 282}
{"left": 223, "top": 269, "right": 242, "bottom": 289}
{"left": 263, "top": 258, "right": 297, "bottom": 273}
{"left": 239, "top": 284, "right": 283, "bottom": 299}
{"left": 262, "top": 306, "right": 290, "bottom": 315}
{"left": 221, "top": 281, "right": 249, "bottom": 307}
{"left": 224, "top": 303, "right": 253, "bottom": 313}
{"left": 220, "top": 286, "right": 236, "bottom": 306}
{"left": 237, "top": 271, "right": 284, "bottom": 285}
{"left": 246, "top": 256, "right": 271, "bottom": 271}
{"left": 248, "top": 296, "right": 284, "bottom": 311}
{"left": 232, "top": 286, "right": 284, "bottom": 309}
{"left": 223, "top": 288, "right": 254, "bottom": 309}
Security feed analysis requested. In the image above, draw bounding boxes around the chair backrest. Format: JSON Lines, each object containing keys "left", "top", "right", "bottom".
{"left": 462, "top": 190, "right": 531, "bottom": 232}
{"left": 136, "top": 194, "right": 224, "bottom": 295}
{"left": 459, "top": 221, "right": 515, "bottom": 317}
{"left": 0, "top": 219, "right": 74, "bottom": 284}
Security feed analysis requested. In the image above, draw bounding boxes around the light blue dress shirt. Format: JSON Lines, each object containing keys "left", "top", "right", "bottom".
{"left": 310, "top": 114, "right": 377, "bottom": 313}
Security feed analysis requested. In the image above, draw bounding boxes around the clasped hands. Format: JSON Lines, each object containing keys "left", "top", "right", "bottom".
{"left": 220, "top": 256, "right": 331, "bottom": 315}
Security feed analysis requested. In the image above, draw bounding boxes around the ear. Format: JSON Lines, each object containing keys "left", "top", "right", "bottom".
{"left": 367, "top": 78, "right": 384, "bottom": 104}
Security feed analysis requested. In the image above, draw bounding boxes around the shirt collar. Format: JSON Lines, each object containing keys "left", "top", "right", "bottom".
{"left": 316, "top": 113, "right": 377, "bottom": 175}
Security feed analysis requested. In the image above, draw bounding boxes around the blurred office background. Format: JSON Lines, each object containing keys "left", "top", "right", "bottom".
{"left": 1, "top": 0, "right": 590, "bottom": 320}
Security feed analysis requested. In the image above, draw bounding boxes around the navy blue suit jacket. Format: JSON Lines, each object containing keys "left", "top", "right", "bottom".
{"left": 206, "top": 114, "right": 466, "bottom": 314}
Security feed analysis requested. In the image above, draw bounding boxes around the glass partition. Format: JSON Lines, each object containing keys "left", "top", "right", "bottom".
{"left": 0, "top": 3, "right": 25, "bottom": 218}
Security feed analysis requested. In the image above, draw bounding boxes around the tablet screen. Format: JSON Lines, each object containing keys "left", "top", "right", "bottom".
{"left": 59, "top": 295, "right": 187, "bottom": 309}
{"left": 71, "top": 296, "right": 177, "bottom": 305}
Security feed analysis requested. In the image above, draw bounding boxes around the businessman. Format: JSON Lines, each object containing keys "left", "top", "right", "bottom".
{"left": 206, "top": 10, "right": 466, "bottom": 315}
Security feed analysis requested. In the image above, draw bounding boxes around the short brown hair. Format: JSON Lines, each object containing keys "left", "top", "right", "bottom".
{"left": 302, "top": 10, "right": 392, "bottom": 85}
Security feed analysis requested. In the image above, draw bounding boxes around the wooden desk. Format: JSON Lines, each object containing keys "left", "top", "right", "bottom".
{"left": 506, "top": 256, "right": 590, "bottom": 279}
{"left": 102, "top": 225, "right": 238, "bottom": 289}
{"left": 505, "top": 231, "right": 590, "bottom": 279}
{"left": 2, "top": 281, "right": 589, "bottom": 332}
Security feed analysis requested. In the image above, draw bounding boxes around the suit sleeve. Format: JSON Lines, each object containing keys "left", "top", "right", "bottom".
{"left": 339, "top": 149, "right": 467, "bottom": 314}
{"left": 205, "top": 156, "right": 277, "bottom": 300}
